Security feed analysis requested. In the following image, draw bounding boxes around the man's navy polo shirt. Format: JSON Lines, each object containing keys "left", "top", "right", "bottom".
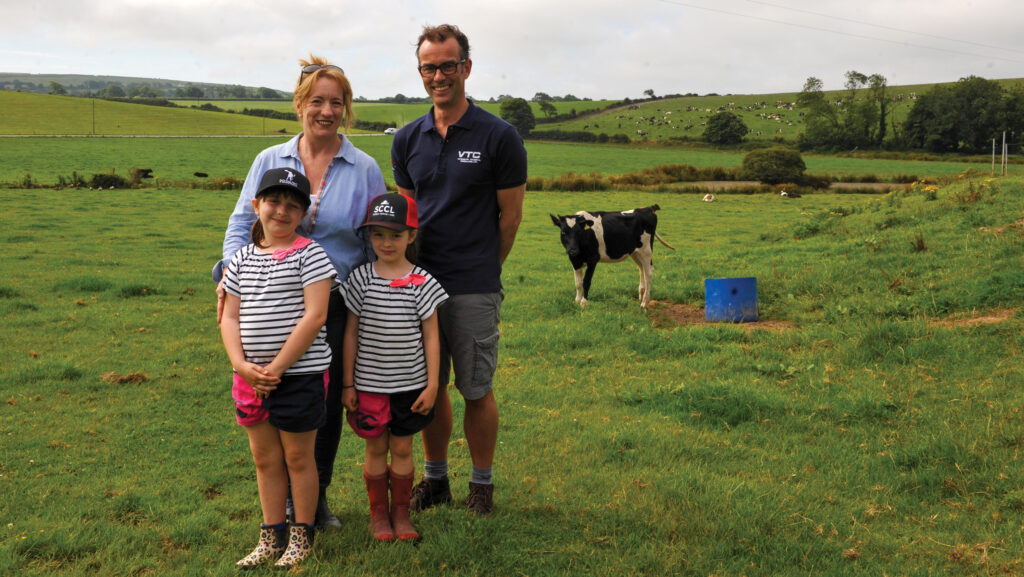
{"left": 391, "top": 102, "right": 527, "bottom": 295}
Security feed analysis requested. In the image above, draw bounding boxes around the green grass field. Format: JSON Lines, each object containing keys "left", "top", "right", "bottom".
{"left": 0, "top": 92, "right": 304, "bottom": 136}
{"left": 1, "top": 88, "right": 1022, "bottom": 575}
{"left": 0, "top": 134, "right": 1002, "bottom": 190}
{"left": 1, "top": 169, "right": 1022, "bottom": 575}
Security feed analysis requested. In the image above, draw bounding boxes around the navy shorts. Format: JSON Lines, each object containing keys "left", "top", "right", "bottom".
{"left": 346, "top": 388, "right": 435, "bottom": 439}
{"left": 233, "top": 371, "right": 328, "bottom": 433}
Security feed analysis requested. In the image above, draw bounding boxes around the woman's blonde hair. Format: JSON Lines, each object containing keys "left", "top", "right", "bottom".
{"left": 293, "top": 54, "right": 353, "bottom": 130}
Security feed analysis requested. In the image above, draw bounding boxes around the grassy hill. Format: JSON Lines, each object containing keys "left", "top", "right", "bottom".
{"left": 5, "top": 76, "right": 1022, "bottom": 141}
{"left": 538, "top": 79, "right": 1024, "bottom": 145}
{"left": 537, "top": 84, "right": 919, "bottom": 144}
{"left": 0, "top": 91, "right": 303, "bottom": 136}
{"left": 0, "top": 72, "right": 283, "bottom": 98}
{"left": 0, "top": 90, "right": 611, "bottom": 136}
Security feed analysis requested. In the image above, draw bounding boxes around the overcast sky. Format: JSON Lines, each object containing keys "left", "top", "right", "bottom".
{"left": 2, "top": 0, "right": 1022, "bottom": 100}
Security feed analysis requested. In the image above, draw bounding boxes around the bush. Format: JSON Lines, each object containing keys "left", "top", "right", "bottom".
{"left": 241, "top": 108, "right": 295, "bottom": 121}
{"left": 526, "top": 176, "right": 546, "bottom": 191}
{"left": 799, "top": 173, "right": 833, "bottom": 189}
{"left": 703, "top": 111, "right": 748, "bottom": 145}
{"left": 549, "top": 172, "right": 609, "bottom": 192}
{"left": 741, "top": 147, "right": 807, "bottom": 185}
{"left": 104, "top": 97, "right": 177, "bottom": 108}
{"left": 695, "top": 166, "right": 735, "bottom": 181}
{"left": 610, "top": 164, "right": 696, "bottom": 186}
{"left": 609, "top": 164, "right": 734, "bottom": 186}
{"left": 89, "top": 171, "right": 130, "bottom": 189}
{"left": 499, "top": 97, "right": 535, "bottom": 138}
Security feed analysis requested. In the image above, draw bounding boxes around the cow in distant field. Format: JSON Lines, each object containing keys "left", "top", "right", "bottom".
{"left": 550, "top": 205, "right": 675, "bottom": 309}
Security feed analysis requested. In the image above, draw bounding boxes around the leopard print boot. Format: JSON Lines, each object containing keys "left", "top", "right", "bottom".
{"left": 274, "top": 522, "right": 315, "bottom": 568}
{"left": 236, "top": 523, "right": 288, "bottom": 569}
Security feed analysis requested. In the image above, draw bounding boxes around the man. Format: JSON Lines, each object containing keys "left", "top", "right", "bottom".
{"left": 390, "top": 23, "right": 527, "bottom": 516}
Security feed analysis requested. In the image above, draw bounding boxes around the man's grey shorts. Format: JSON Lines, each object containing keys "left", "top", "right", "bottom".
{"left": 437, "top": 292, "right": 503, "bottom": 401}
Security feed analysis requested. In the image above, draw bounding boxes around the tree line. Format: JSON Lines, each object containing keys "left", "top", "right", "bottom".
{"left": 796, "top": 73, "right": 1024, "bottom": 154}
{"left": 40, "top": 80, "right": 284, "bottom": 100}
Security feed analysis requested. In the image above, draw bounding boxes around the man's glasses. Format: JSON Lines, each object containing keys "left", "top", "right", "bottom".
{"left": 417, "top": 60, "right": 466, "bottom": 78}
{"left": 301, "top": 64, "right": 344, "bottom": 79}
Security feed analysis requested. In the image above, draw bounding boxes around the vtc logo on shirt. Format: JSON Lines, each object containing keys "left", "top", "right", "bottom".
{"left": 458, "top": 150, "right": 482, "bottom": 164}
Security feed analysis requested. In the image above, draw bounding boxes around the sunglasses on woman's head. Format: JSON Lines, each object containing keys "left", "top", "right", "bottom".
{"left": 301, "top": 64, "right": 344, "bottom": 79}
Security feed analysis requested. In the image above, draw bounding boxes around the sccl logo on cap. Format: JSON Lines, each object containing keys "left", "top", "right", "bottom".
{"left": 373, "top": 200, "right": 397, "bottom": 217}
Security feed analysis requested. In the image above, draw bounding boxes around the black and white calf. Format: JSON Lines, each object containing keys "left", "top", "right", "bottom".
{"left": 550, "top": 205, "right": 675, "bottom": 309}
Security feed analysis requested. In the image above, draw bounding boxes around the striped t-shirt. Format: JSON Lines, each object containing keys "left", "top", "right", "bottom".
{"left": 223, "top": 239, "right": 337, "bottom": 375}
{"left": 340, "top": 263, "right": 449, "bottom": 393}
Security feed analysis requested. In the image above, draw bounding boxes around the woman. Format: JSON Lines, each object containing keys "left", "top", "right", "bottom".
{"left": 215, "top": 55, "right": 387, "bottom": 528}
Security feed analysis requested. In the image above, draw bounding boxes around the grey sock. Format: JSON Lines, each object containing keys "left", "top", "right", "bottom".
{"left": 424, "top": 459, "right": 448, "bottom": 480}
{"left": 471, "top": 466, "right": 492, "bottom": 485}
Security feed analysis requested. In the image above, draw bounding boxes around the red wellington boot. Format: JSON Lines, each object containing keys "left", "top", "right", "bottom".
{"left": 364, "top": 470, "right": 395, "bottom": 541}
{"left": 390, "top": 468, "right": 420, "bottom": 541}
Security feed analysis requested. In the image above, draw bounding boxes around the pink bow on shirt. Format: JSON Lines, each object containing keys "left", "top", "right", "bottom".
{"left": 272, "top": 237, "right": 312, "bottom": 261}
{"left": 390, "top": 273, "right": 426, "bottom": 288}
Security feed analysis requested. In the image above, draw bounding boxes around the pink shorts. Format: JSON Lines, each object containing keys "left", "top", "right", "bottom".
{"left": 233, "top": 371, "right": 329, "bottom": 433}
{"left": 346, "top": 388, "right": 434, "bottom": 439}
{"left": 233, "top": 373, "right": 268, "bottom": 427}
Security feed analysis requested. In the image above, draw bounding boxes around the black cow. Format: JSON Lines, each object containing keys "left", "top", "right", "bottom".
{"left": 550, "top": 205, "right": 674, "bottom": 309}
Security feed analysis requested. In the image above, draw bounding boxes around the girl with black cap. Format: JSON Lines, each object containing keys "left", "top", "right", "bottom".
{"left": 221, "top": 167, "right": 336, "bottom": 568}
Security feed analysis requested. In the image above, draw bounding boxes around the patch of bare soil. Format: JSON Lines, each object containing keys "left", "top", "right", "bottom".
{"left": 647, "top": 299, "right": 794, "bottom": 331}
{"left": 687, "top": 181, "right": 909, "bottom": 192}
{"left": 978, "top": 217, "right": 1024, "bottom": 237}
{"left": 100, "top": 371, "right": 150, "bottom": 384}
{"left": 927, "top": 308, "right": 1017, "bottom": 329}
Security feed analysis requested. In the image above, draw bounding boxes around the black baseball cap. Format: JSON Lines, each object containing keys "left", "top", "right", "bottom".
{"left": 360, "top": 193, "right": 418, "bottom": 231}
{"left": 255, "top": 167, "right": 312, "bottom": 210}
